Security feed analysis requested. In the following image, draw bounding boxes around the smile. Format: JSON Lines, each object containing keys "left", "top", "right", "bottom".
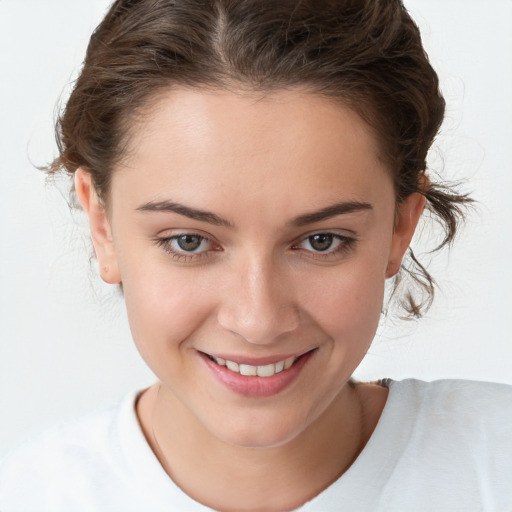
{"left": 207, "top": 355, "right": 297, "bottom": 378}
{"left": 200, "top": 349, "right": 317, "bottom": 398}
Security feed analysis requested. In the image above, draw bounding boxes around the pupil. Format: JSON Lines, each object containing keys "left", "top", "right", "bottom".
{"left": 177, "top": 235, "right": 201, "bottom": 251}
{"left": 310, "top": 234, "right": 333, "bottom": 251}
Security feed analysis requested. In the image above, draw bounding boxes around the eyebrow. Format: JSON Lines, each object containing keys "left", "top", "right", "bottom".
{"left": 137, "top": 200, "right": 234, "bottom": 227}
{"left": 136, "top": 199, "right": 373, "bottom": 228}
{"left": 288, "top": 200, "right": 373, "bottom": 226}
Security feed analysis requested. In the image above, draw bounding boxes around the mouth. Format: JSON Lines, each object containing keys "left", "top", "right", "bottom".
{"left": 198, "top": 347, "right": 318, "bottom": 398}
{"left": 204, "top": 352, "right": 305, "bottom": 378}
{"left": 200, "top": 348, "right": 317, "bottom": 397}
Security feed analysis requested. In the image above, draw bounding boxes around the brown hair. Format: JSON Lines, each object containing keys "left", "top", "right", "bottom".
{"left": 48, "top": 0, "right": 472, "bottom": 319}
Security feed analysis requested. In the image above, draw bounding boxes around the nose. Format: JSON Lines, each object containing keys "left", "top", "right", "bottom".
{"left": 217, "top": 255, "right": 300, "bottom": 345}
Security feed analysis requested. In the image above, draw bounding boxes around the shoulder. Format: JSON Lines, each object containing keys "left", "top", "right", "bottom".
{"left": 0, "top": 390, "right": 141, "bottom": 510}
{"left": 390, "top": 376, "right": 512, "bottom": 397}
{"left": 351, "top": 379, "right": 512, "bottom": 510}
{"left": 386, "top": 379, "right": 511, "bottom": 491}
{"left": 387, "top": 377, "right": 512, "bottom": 421}
{"left": 0, "top": 396, "right": 123, "bottom": 469}
{"left": 385, "top": 378, "right": 512, "bottom": 443}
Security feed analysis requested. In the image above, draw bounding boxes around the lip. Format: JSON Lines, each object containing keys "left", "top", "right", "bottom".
{"left": 199, "top": 349, "right": 317, "bottom": 398}
{"left": 202, "top": 351, "right": 310, "bottom": 367}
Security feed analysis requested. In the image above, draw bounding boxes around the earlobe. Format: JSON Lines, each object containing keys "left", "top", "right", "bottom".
{"left": 385, "top": 192, "right": 426, "bottom": 278}
{"left": 75, "top": 168, "right": 121, "bottom": 284}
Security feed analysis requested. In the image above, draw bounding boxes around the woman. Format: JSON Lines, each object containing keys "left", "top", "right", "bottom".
{"left": 1, "top": 1, "right": 510, "bottom": 510}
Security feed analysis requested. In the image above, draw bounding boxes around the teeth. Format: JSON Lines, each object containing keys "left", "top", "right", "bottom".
{"left": 257, "top": 364, "right": 275, "bottom": 377}
{"left": 212, "top": 355, "right": 298, "bottom": 377}
{"left": 225, "top": 360, "right": 239, "bottom": 372}
{"left": 284, "top": 356, "right": 295, "bottom": 370}
{"left": 274, "top": 361, "right": 285, "bottom": 373}
{"left": 239, "top": 364, "right": 257, "bottom": 376}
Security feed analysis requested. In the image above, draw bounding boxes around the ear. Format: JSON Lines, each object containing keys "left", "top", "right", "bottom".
{"left": 385, "top": 192, "right": 426, "bottom": 278}
{"left": 75, "top": 168, "right": 121, "bottom": 284}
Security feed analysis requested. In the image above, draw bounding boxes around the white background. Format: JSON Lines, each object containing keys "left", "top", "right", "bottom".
{"left": 1, "top": 0, "right": 511, "bottom": 458}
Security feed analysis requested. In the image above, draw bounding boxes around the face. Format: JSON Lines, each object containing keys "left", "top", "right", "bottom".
{"left": 77, "top": 89, "right": 424, "bottom": 448}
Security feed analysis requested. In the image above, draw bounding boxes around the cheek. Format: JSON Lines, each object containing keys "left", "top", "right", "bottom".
{"left": 120, "top": 262, "right": 216, "bottom": 359}
{"left": 302, "top": 257, "right": 387, "bottom": 342}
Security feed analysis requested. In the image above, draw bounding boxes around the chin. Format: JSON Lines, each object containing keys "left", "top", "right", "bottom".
{"left": 203, "top": 407, "right": 316, "bottom": 450}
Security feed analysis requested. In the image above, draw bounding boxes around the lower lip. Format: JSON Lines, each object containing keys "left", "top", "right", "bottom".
{"left": 199, "top": 351, "right": 315, "bottom": 398}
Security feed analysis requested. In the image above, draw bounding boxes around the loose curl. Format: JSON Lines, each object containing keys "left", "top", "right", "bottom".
{"left": 48, "top": 0, "right": 472, "bottom": 319}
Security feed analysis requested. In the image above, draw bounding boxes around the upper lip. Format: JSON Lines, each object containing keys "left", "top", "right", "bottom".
{"left": 199, "top": 348, "right": 317, "bottom": 366}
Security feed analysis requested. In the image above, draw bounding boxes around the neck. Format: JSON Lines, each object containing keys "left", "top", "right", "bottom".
{"left": 137, "top": 380, "right": 377, "bottom": 512}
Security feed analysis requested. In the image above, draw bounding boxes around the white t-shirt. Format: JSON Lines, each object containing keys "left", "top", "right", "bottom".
{"left": 0, "top": 379, "right": 511, "bottom": 511}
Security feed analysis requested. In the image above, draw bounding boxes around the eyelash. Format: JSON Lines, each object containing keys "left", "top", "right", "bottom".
{"left": 154, "top": 232, "right": 357, "bottom": 262}
{"left": 154, "top": 233, "right": 219, "bottom": 262}
{"left": 291, "top": 233, "right": 356, "bottom": 260}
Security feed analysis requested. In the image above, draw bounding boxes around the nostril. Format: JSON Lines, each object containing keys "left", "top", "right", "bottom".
{"left": 217, "top": 305, "right": 300, "bottom": 345}
{"left": 216, "top": 269, "right": 300, "bottom": 343}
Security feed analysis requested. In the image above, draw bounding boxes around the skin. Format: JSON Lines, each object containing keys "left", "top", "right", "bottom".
{"left": 76, "top": 89, "right": 425, "bottom": 511}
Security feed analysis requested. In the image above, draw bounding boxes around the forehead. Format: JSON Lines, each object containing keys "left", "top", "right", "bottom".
{"left": 114, "top": 88, "right": 393, "bottom": 215}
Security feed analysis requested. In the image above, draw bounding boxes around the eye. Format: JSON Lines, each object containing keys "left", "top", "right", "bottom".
{"left": 174, "top": 234, "right": 208, "bottom": 253}
{"left": 154, "top": 232, "right": 220, "bottom": 262}
{"left": 292, "top": 232, "right": 356, "bottom": 259}
{"left": 304, "top": 233, "right": 337, "bottom": 252}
